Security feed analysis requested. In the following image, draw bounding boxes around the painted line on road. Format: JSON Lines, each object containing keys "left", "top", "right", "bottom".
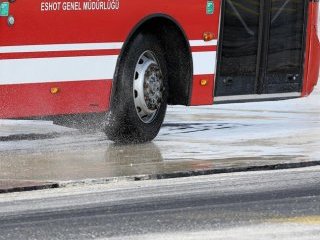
{"left": 272, "top": 216, "right": 320, "bottom": 225}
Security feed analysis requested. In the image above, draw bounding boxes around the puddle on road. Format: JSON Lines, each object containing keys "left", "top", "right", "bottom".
{"left": 0, "top": 136, "right": 315, "bottom": 183}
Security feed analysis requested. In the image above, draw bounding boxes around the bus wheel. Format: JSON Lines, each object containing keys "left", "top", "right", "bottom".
{"left": 105, "top": 33, "right": 168, "bottom": 143}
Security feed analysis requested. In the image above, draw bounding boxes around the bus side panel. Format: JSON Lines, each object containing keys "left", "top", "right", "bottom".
{"left": 302, "top": 1, "right": 320, "bottom": 96}
{"left": 0, "top": 1, "right": 218, "bottom": 118}
{"left": 190, "top": 0, "right": 221, "bottom": 106}
{"left": 0, "top": 81, "right": 112, "bottom": 119}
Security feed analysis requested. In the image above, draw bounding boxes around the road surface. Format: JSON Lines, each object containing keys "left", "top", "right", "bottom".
{"left": 0, "top": 166, "right": 319, "bottom": 239}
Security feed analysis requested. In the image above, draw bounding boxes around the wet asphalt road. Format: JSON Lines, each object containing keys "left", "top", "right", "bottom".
{"left": 0, "top": 166, "right": 319, "bottom": 240}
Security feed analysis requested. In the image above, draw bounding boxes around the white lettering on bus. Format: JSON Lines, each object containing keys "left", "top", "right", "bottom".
{"left": 40, "top": 0, "right": 120, "bottom": 12}
{"left": 41, "top": 2, "right": 62, "bottom": 11}
{"left": 62, "top": 2, "right": 82, "bottom": 11}
{"left": 83, "top": 0, "right": 120, "bottom": 11}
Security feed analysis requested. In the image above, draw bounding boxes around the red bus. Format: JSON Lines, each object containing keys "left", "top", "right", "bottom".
{"left": 0, "top": 0, "right": 319, "bottom": 142}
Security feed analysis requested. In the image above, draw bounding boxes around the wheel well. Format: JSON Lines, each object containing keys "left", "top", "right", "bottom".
{"left": 117, "top": 16, "right": 193, "bottom": 106}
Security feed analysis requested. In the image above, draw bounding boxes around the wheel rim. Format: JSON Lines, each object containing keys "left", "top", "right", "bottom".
{"left": 133, "top": 51, "right": 164, "bottom": 124}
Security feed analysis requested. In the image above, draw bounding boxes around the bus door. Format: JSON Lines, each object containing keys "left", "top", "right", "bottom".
{"left": 215, "top": 0, "right": 308, "bottom": 102}
{"left": 263, "top": 0, "right": 307, "bottom": 94}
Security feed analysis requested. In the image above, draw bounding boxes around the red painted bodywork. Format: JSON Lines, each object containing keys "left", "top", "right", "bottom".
{"left": 0, "top": 80, "right": 112, "bottom": 118}
{"left": 0, "top": 49, "right": 121, "bottom": 60}
{"left": 1, "top": 1, "right": 220, "bottom": 46}
{"left": 190, "top": 75, "right": 215, "bottom": 105}
{"left": 302, "top": 2, "right": 320, "bottom": 96}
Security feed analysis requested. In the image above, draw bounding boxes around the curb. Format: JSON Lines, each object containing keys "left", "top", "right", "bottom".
{"left": 2, "top": 160, "right": 320, "bottom": 194}
{"left": 57, "top": 160, "right": 320, "bottom": 188}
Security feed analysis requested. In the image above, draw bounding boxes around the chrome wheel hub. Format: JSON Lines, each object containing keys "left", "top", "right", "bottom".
{"left": 133, "top": 51, "right": 164, "bottom": 123}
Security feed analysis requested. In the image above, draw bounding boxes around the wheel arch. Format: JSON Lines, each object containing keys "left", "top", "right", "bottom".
{"left": 113, "top": 14, "right": 193, "bottom": 106}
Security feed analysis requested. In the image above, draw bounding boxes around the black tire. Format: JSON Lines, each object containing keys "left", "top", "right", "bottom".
{"left": 105, "top": 33, "right": 168, "bottom": 143}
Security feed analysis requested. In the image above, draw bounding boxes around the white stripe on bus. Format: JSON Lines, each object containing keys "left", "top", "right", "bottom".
{"left": 0, "top": 42, "right": 124, "bottom": 53}
{"left": 0, "top": 55, "right": 118, "bottom": 85}
{"left": 0, "top": 50, "right": 216, "bottom": 85}
{"left": 189, "top": 40, "right": 218, "bottom": 47}
{"left": 192, "top": 51, "right": 216, "bottom": 75}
